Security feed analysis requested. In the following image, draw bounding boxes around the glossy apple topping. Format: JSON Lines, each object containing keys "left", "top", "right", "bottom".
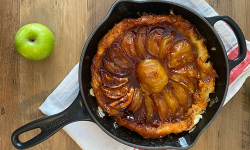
{"left": 91, "top": 14, "right": 216, "bottom": 138}
{"left": 136, "top": 59, "right": 168, "bottom": 94}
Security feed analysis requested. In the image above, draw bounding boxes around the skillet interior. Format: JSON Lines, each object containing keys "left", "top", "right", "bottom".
{"left": 79, "top": 1, "right": 229, "bottom": 149}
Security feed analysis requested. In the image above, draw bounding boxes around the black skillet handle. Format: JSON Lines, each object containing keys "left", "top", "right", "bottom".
{"left": 11, "top": 92, "right": 92, "bottom": 149}
{"left": 205, "top": 15, "right": 247, "bottom": 71}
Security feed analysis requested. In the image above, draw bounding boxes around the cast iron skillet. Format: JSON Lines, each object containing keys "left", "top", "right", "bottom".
{"left": 11, "top": 0, "right": 247, "bottom": 149}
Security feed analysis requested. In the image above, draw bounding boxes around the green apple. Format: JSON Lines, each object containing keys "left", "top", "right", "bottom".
{"left": 14, "top": 23, "right": 54, "bottom": 60}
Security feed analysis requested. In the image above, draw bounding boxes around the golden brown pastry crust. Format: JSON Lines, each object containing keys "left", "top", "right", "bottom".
{"left": 91, "top": 15, "right": 216, "bottom": 138}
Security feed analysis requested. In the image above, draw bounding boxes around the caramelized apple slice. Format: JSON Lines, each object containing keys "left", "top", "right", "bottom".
{"left": 163, "top": 88, "right": 180, "bottom": 114}
{"left": 136, "top": 59, "right": 168, "bottom": 93}
{"left": 103, "top": 57, "right": 129, "bottom": 77}
{"left": 101, "top": 71, "right": 128, "bottom": 88}
{"left": 168, "top": 53, "right": 196, "bottom": 68}
{"left": 128, "top": 88, "right": 143, "bottom": 112}
{"left": 169, "top": 81, "right": 188, "bottom": 107}
{"left": 109, "top": 88, "right": 134, "bottom": 109}
{"left": 152, "top": 94, "right": 170, "bottom": 122}
{"left": 171, "top": 65, "right": 199, "bottom": 78}
{"left": 197, "top": 58, "right": 216, "bottom": 79}
{"left": 121, "top": 32, "right": 138, "bottom": 59}
{"left": 106, "top": 106, "right": 123, "bottom": 116}
{"left": 170, "top": 73, "right": 195, "bottom": 92}
{"left": 159, "top": 31, "right": 175, "bottom": 59}
{"left": 101, "top": 84, "right": 129, "bottom": 99}
{"left": 170, "top": 39, "right": 193, "bottom": 58}
{"left": 109, "top": 47, "right": 133, "bottom": 69}
{"left": 135, "top": 26, "right": 147, "bottom": 58}
{"left": 144, "top": 95, "right": 155, "bottom": 121}
{"left": 147, "top": 30, "right": 164, "bottom": 57}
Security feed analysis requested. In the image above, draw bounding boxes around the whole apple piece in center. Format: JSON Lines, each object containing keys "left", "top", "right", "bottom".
{"left": 136, "top": 58, "right": 168, "bottom": 94}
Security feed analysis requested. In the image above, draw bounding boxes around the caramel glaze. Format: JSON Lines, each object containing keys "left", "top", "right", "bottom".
{"left": 98, "top": 25, "right": 199, "bottom": 127}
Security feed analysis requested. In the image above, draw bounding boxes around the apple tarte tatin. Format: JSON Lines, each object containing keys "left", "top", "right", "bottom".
{"left": 91, "top": 14, "right": 216, "bottom": 138}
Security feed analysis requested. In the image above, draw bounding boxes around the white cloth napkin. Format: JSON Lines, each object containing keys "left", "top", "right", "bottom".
{"left": 39, "top": 0, "right": 250, "bottom": 149}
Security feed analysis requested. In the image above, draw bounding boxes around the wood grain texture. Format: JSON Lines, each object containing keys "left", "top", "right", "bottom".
{"left": 0, "top": 0, "right": 20, "bottom": 150}
{"left": 0, "top": 0, "right": 249, "bottom": 150}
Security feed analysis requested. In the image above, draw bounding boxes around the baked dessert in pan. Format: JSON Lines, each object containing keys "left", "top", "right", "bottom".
{"left": 91, "top": 14, "right": 216, "bottom": 138}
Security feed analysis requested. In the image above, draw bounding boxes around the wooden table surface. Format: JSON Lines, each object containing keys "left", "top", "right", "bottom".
{"left": 0, "top": 0, "right": 249, "bottom": 149}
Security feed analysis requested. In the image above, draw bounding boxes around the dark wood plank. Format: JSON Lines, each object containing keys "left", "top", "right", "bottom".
{"left": 0, "top": 0, "right": 21, "bottom": 150}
